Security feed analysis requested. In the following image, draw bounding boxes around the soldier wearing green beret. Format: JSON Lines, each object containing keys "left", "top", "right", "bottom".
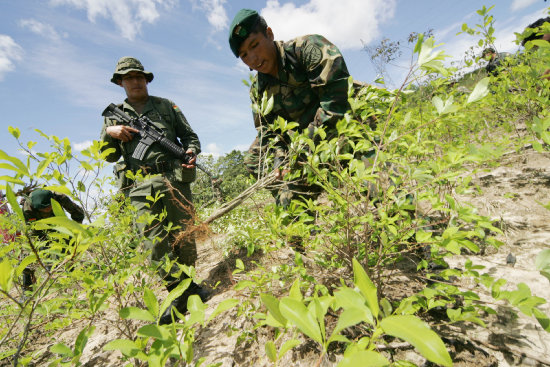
{"left": 228, "top": 9, "right": 351, "bottom": 207}
{"left": 20, "top": 189, "right": 85, "bottom": 293}
{"left": 100, "top": 56, "right": 209, "bottom": 324}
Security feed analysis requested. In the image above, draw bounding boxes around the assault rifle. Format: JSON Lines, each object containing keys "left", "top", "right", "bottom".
{"left": 102, "top": 103, "right": 213, "bottom": 178}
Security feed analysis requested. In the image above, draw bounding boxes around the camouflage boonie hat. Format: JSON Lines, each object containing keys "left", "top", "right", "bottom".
{"left": 30, "top": 189, "right": 53, "bottom": 209}
{"left": 110, "top": 56, "right": 154, "bottom": 84}
{"left": 229, "top": 9, "right": 260, "bottom": 57}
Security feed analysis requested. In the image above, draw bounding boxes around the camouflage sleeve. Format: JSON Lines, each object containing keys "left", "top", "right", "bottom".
{"left": 99, "top": 117, "right": 123, "bottom": 163}
{"left": 53, "top": 193, "right": 85, "bottom": 223}
{"left": 296, "top": 34, "right": 350, "bottom": 130}
{"left": 171, "top": 101, "right": 201, "bottom": 155}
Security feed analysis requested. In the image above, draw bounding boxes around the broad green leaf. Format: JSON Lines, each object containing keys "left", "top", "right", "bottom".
{"left": 8, "top": 126, "right": 20, "bottom": 139}
{"left": 331, "top": 307, "right": 367, "bottom": 338}
{"left": 278, "top": 339, "right": 301, "bottom": 359}
{"left": 137, "top": 324, "right": 171, "bottom": 341}
{"left": 143, "top": 287, "right": 159, "bottom": 318}
{"left": 380, "top": 315, "right": 452, "bottom": 367}
{"left": 74, "top": 326, "right": 95, "bottom": 356}
{"left": 0, "top": 259, "right": 14, "bottom": 292}
{"left": 432, "top": 96, "right": 444, "bottom": 114}
{"left": 16, "top": 255, "right": 36, "bottom": 277}
{"left": 51, "top": 199, "right": 67, "bottom": 219}
{"left": 535, "top": 249, "right": 550, "bottom": 273}
{"left": 187, "top": 294, "right": 206, "bottom": 325}
{"left": 50, "top": 343, "right": 73, "bottom": 357}
{"left": 43, "top": 185, "right": 73, "bottom": 197}
{"left": 39, "top": 217, "right": 90, "bottom": 237}
{"left": 119, "top": 307, "right": 156, "bottom": 322}
{"left": 265, "top": 341, "right": 277, "bottom": 362}
{"left": 0, "top": 149, "right": 28, "bottom": 175}
{"left": 5, "top": 184, "right": 24, "bottom": 222}
{"left": 533, "top": 308, "right": 550, "bottom": 331}
{"left": 159, "top": 278, "right": 191, "bottom": 318}
{"left": 337, "top": 351, "right": 390, "bottom": 367}
{"left": 207, "top": 298, "right": 239, "bottom": 322}
{"left": 333, "top": 288, "right": 374, "bottom": 325}
{"left": 353, "top": 258, "right": 379, "bottom": 319}
{"left": 103, "top": 339, "right": 145, "bottom": 358}
{"left": 280, "top": 297, "right": 323, "bottom": 345}
{"left": 466, "top": 77, "right": 489, "bottom": 104}
{"left": 288, "top": 279, "right": 303, "bottom": 301}
{"left": 261, "top": 294, "right": 287, "bottom": 327}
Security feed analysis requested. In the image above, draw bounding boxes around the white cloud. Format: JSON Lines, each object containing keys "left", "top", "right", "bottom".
{"left": 19, "top": 19, "right": 66, "bottom": 41}
{"left": 191, "top": 0, "right": 228, "bottom": 31}
{"left": 73, "top": 140, "right": 93, "bottom": 151}
{"left": 260, "top": 0, "right": 397, "bottom": 50}
{"left": 49, "top": 0, "right": 176, "bottom": 40}
{"left": 0, "top": 35, "right": 23, "bottom": 81}
{"left": 511, "top": 0, "right": 539, "bottom": 12}
{"left": 202, "top": 142, "right": 222, "bottom": 157}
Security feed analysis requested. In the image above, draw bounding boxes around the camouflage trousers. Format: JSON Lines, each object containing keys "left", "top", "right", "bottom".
{"left": 130, "top": 179, "right": 197, "bottom": 285}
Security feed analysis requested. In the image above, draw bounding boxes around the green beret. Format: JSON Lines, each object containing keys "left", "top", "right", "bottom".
{"left": 30, "top": 189, "right": 53, "bottom": 209}
{"left": 228, "top": 9, "right": 260, "bottom": 57}
{"left": 111, "top": 56, "right": 154, "bottom": 85}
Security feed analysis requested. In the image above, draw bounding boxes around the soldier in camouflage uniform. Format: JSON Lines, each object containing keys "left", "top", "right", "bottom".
{"left": 228, "top": 9, "right": 351, "bottom": 207}
{"left": 100, "top": 57, "right": 208, "bottom": 324}
{"left": 21, "top": 189, "right": 84, "bottom": 293}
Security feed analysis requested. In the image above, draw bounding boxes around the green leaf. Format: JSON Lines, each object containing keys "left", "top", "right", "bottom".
{"left": 337, "top": 351, "right": 390, "bottom": 367}
{"left": 280, "top": 297, "right": 323, "bottom": 345}
{"left": 265, "top": 341, "right": 277, "bottom": 362}
{"left": 535, "top": 249, "right": 550, "bottom": 273}
{"left": 288, "top": 279, "right": 302, "bottom": 301}
{"left": 0, "top": 259, "right": 14, "bottom": 292}
{"left": 74, "top": 326, "right": 95, "bottom": 356}
{"left": 331, "top": 307, "right": 367, "bottom": 338}
{"left": 103, "top": 339, "right": 145, "bottom": 358}
{"left": 533, "top": 308, "right": 550, "bottom": 331}
{"left": 466, "top": 77, "right": 489, "bottom": 104}
{"left": 119, "top": 307, "right": 156, "bottom": 322}
{"left": 353, "top": 258, "right": 379, "bottom": 319}
{"left": 5, "top": 184, "right": 24, "bottom": 222}
{"left": 137, "top": 324, "right": 171, "bottom": 341}
{"left": 144, "top": 287, "right": 159, "bottom": 318}
{"left": 50, "top": 343, "right": 73, "bottom": 357}
{"left": 333, "top": 288, "right": 374, "bottom": 325}
{"left": 278, "top": 339, "right": 301, "bottom": 359}
{"left": 8, "top": 126, "right": 20, "bottom": 139}
{"left": 159, "top": 278, "right": 191, "bottom": 318}
{"left": 187, "top": 294, "right": 206, "bottom": 326}
{"left": 261, "top": 293, "right": 288, "bottom": 327}
{"left": 0, "top": 149, "right": 29, "bottom": 175}
{"left": 39, "top": 216, "right": 91, "bottom": 237}
{"left": 380, "top": 315, "right": 452, "bottom": 367}
{"left": 207, "top": 298, "right": 239, "bottom": 322}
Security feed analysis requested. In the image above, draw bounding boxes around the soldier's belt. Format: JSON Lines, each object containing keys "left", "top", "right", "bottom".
{"left": 136, "top": 160, "right": 180, "bottom": 175}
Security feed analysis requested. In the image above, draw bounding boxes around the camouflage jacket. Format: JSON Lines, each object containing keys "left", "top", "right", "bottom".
{"left": 100, "top": 96, "right": 201, "bottom": 195}
{"left": 22, "top": 193, "right": 85, "bottom": 224}
{"left": 250, "top": 34, "right": 351, "bottom": 156}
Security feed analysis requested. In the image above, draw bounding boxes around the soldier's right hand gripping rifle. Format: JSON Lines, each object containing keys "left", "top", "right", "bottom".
{"left": 102, "top": 103, "right": 215, "bottom": 179}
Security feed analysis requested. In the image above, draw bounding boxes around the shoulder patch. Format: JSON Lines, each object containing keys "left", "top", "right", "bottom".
{"left": 173, "top": 105, "right": 181, "bottom": 113}
{"left": 302, "top": 43, "right": 323, "bottom": 67}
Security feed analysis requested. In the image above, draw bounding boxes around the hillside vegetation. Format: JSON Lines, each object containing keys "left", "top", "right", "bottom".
{"left": 1, "top": 6, "right": 550, "bottom": 367}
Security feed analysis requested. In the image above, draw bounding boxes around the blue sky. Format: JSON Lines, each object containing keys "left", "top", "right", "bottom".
{"left": 0, "top": 0, "right": 548, "bottom": 165}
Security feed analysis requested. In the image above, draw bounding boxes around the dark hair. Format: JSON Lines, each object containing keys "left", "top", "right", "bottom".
{"left": 521, "top": 16, "right": 550, "bottom": 46}
{"left": 250, "top": 15, "right": 268, "bottom": 36}
{"left": 482, "top": 47, "right": 496, "bottom": 57}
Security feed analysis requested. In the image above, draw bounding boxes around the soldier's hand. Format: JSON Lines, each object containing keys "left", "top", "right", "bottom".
{"left": 106, "top": 125, "right": 139, "bottom": 142}
{"left": 275, "top": 167, "right": 290, "bottom": 180}
{"left": 182, "top": 149, "right": 196, "bottom": 169}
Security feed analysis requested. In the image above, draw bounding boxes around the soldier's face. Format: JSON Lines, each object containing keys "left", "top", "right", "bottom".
{"left": 119, "top": 71, "right": 149, "bottom": 102}
{"left": 238, "top": 28, "right": 278, "bottom": 77}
